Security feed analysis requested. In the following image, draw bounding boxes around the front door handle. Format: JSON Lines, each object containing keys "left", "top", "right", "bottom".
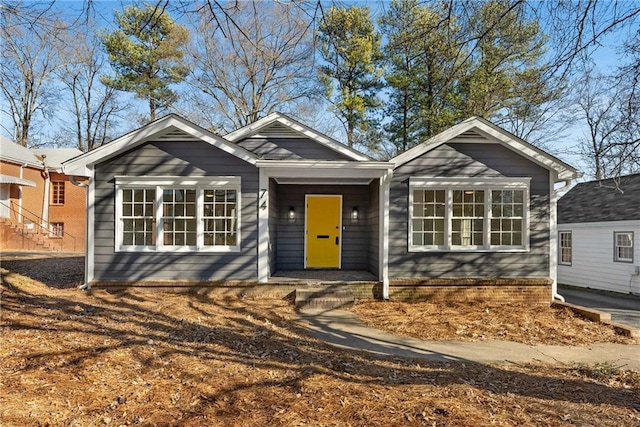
{"left": 335, "top": 236, "right": 339, "bottom": 245}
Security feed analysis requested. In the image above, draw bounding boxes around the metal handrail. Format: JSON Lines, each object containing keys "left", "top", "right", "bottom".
{"left": 0, "top": 200, "right": 77, "bottom": 251}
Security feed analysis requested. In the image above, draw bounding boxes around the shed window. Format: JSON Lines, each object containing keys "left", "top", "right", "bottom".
{"left": 115, "top": 177, "right": 240, "bottom": 252}
{"left": 409, "top": 178, "right": 530, "bottom": 252}
{"left": 614, "top": 232, "right": 633, "bottom": 263}
{"left": 559, "top": 231, "right": 572, "bottom": 265}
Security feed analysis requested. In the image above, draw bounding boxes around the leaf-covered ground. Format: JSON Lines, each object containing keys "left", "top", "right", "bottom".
{"left": 2, "top": 258, "right": 640, "bottom": 426}
{"left": 351, "top": 301, "right": 636, "bottom": 346}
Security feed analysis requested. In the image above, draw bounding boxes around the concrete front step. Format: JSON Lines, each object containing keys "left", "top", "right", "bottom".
{"left": 295, "top": 286, "right": 355, "bottom": 309}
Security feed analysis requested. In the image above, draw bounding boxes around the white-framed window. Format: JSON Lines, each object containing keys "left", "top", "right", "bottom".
{"left": 614, "top": 231, "right": 633, "bottom": 263}
{"left": 409, "top": 177, "right": 530, "bottom": 252}
{"left": 50, "top": 222, "right": 64, "bottom": 238}
{"left": 115, "top": 176, "right": 241, "bottom": 252}
{"left": 559, "top": 231, "right": 572, "bottom": 265}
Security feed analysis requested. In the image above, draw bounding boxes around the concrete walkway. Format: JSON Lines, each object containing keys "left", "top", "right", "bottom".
{"left": 296, "top": 308, "right": 640, "bottom": 369}
{"left": 560, "top": 286, "right": 640, "bottom": 329}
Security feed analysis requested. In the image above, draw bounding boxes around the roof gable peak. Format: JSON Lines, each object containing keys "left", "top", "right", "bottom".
{"left": 62, "top": 114, "right": 258, "bottom": 177}
{"left": 391, "top": 117, "right": 578, "bottom": 182}
{"left": 224, "top": 112, "right": 371, "bottom": 162}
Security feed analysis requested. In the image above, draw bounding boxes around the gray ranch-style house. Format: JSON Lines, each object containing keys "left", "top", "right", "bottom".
{"left": 62, "top": 113, "right": 578, "bottom": 303}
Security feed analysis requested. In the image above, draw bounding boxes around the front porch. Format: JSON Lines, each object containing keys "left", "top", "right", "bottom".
{"left": 257, "top": 161, "right": 393, "bottom": 299}
{"left": 271, "top": 270, "right": 378, "bottom": 283}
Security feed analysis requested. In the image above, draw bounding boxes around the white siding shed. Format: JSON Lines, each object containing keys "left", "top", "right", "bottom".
{"left": 558, "top": 220, "right": 640, "bottom": 294}
{"left": 557, "top": 173, "right": 640, "bottom": 295}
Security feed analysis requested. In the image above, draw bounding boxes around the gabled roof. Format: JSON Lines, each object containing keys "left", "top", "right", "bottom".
{"left": 558, "top": 174, "right": 640, "bottom": 223}
{"left": 0, "top": 135, "right": 41, "bottom": 168}
{"left": 1, "top": 136, "right": 81, "bottom": 171}
{"left": 391, "top": 116, "right": 578, "bottom": 182}
{"left": 62, "top": 114, "right": 259, "bottom": 176}
{"left": 224, "top": 112, "right": 372, "bottom": 162}
{"left": 33, "top": 148, "right": 82, "bottom": 169}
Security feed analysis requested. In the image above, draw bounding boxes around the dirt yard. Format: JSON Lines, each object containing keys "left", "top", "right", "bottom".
{"left": 2, "top": 255, "right": 640, "bottom": 426}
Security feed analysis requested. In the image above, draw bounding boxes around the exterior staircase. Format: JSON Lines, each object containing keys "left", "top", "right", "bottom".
{"left": 0, "top": 218, "right": 62, "bottom": 252}
{"left": 294, "top": 286, "right": 355, "bottom": 309}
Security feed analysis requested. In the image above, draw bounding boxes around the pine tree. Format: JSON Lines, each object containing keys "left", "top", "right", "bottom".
{"left": 317, "top": 6, "right": 383, "bottom": 148}
{"left": 380, "top": 0, "right": 465, "bottom": 153}
{"left": 101, "top": 4, "right": 189, "bottom": 122}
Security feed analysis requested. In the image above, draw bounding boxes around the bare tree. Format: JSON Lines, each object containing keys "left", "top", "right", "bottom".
{"left": 535, "top": 1, "right": 640, "bottom": 79}
{"left": 185, "top": 1, "right": 320, "bottom": 132}
{"left": 575, "top": 68, "right": 623, "bottom": 179}
{"left": 575, "top": 60, "right": 640, "bottom": 179}
{"left": 57, "top": 26, "right": 126, "bottom": 151}
{"left": 0, "top": 3, "right": 64, "bottom": 146}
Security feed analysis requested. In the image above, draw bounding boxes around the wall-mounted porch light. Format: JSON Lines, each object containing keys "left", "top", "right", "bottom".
{"left": 288, "top": 206, "right": 296, "bottom": 220}
{"left": 351, "top": 206, "right": 359, "bottom": 221}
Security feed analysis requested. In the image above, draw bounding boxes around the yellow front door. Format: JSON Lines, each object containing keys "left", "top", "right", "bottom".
{"left": 305, "top": 195, "right": 342, "bottom": 268}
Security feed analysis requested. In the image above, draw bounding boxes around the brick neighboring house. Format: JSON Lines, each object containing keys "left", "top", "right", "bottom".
{"left": 0, "top": 136, "right": 85, "bottom": 252}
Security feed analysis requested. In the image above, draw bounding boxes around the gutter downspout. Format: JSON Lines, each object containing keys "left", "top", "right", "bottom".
{"left": 69, "top": 175, "right": 91, "bottom": 290}
{"left": 18, "top": 163, "right": 27, "bottom": 222}
{"left": 41, "top": 155, "right": 50, "bottom": 232}
{"left": 551, "top": 179, "right": 573, "bottom": 302}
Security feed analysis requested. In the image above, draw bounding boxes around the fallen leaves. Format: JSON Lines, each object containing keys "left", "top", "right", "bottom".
{"left": 351, "top": 301, "right": 636, "bottom": 346}
{"left": 1, "top": 261, "right": 640, "bottom": 426}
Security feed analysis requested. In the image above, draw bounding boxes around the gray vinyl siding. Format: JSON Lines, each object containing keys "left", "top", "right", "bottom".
{"left": 274, "top": 184, "right": 371, "bottom": 271}
{"left": 93, "top": 140, "right": 259, "bottom": 281}
{"left": 240, "top": 137, "right": 353, "bottom": 160}
{"left": 368, "top": 179, "right": 380, "bottom": 276}
{"left": 268, "top": 178, "right": 278, "bottom": 274}
{"left": 237, "top": 138, "right": 301, "bottom": 160}
{"left": 389, "top": 142, "right": 550, "bottom": 278}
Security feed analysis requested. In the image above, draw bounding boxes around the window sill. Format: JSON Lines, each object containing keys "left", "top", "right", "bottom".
{"left": 408, "top": 247, "right": 529, "bottom": 253}
{"left": 116, "top": 246, "right": 241, "bottom": 253}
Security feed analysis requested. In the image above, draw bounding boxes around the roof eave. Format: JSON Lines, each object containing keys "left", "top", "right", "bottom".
{"left": 62, "top": 114, "right": 259, "bottom": 176}
{"left": 256, "top": 159, "right": 393, "bottom": 170}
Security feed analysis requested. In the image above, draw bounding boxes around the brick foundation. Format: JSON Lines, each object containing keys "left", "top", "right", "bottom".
{"left": 91, "top": 277, "right": 552, "bottom": 305}
{"left": 385, "top": 278, "right": 552, "bottom": 305}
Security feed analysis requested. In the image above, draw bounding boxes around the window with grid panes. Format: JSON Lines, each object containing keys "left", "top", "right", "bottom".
{"left": 559, "top": 231, "right": 572, "bottom": 265}
{"left": 50, "top": 222, "right": 64, "bottom": 237}
{"left": 115, "top": 177, "right": 240, "bottom": 252}
{"left": 52, "top": 181, "right": 65, "bottom": 204}
{"left": 452, "top": 189, "right": 484, "bottom": 246}
{"left": 203, "top": 189, "right": 237, "bottom": 246}
{"left": 411, "top": 190, "right": 445, "bottom": 247}
{"left": 409, "top": 178, "right": 529, "bottom": 252}
{"left": 163, "top": 189, "right": 197, "bottom": 246}
{"left": 614, "top": 232, "right": 633, "bottom": 262}
{"left": 121, "top": 188, "right": 156, "bottom": 246}
{"left": 490, "top": 190, "right": 524, "bottom": 247}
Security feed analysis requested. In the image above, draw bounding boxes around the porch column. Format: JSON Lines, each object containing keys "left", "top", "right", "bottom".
{"left": 257, "top": 168, "right": 269, "bottom": 283}
{"left": 379, "top": 169, "right": 392, "bottom": 300}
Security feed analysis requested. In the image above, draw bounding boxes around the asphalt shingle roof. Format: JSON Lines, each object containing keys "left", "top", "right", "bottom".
{"left": 558, "top": 173, "right": 640, "bottom": 223}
